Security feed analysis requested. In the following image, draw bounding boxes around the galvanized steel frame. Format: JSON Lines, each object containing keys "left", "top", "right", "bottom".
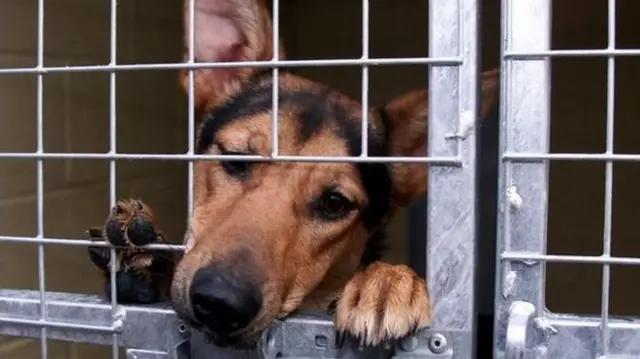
{"left": 0, "top": 0, "right": 482, "bottom": 358}
{"left": 493, "top": 0, "right": 640, "bottom": 358}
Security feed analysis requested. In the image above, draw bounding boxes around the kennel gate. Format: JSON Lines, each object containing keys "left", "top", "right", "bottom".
{"left": 494, "top": 0, "right": 640, "bottom": 358}
{"left": 0, "top": 0, "right": 482, "bottom": 358}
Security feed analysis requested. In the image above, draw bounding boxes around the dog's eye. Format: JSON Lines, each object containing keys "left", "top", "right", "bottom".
{"left": 314, "top": 190, "right": 356, "bottom": 221}
{"left": 220, "top": 151, "right": 253, "bottom": 179}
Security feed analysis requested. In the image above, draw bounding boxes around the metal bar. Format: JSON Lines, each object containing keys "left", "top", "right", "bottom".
{"left": 600, "top": 0, "right": 617, "bottom": 355}
{"left": 503, "top": 152, "right": 640, "bottom": 162}
{"left": 108, "top": 1, "right": 120, "bottom": 358}
{"left": 504, "top": 48, "right": 640, "bottom": 59}
{"left": 35, "top": 0, "right": 47, "bottom": 356}
{"left": 427, "top": 0, "right": 478, "bottom": 358}
{"left": 270, "top": 0, "right": 280, "bottom": 158}
{"left": 0, "top": 149, "right": 618, "bottom": 163}
{"left": 186, "top": 0, "right": 196, "bottom": 222}
{"left": 360, "top": 0, "right": 370, "bottom": 156}
{"left": 0, "top": 317, "right": 120, "bottom": 333}
{"left": 494, "top": 0, "right": 551, "bottom": 357}
{"left": 501, "top": 252, "right": 640, "bottom": 266}
{"left": 0, "top": 57, "right": 462, "bottom": 75}
{"left": 0, "top": 152, "right": 461, "bottom": 164}
{"left": 0, "top": 235, "right": 186, "bottom": 250}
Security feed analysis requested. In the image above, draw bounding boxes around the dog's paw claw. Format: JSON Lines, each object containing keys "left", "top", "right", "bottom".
{"left": 85, "top": 227, "right": 104, "bottom": 240}
{"left": 333, "top": 262, "right": 432, "bottom": 347}
{"left": 335, "top": 329, "right": 347, "bottom": 349}
{"left": 86, "top": 199, "right": 174, "bottom": 304}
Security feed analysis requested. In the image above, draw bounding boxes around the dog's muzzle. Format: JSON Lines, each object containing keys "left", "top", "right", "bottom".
{"left": 188, "top": 263, "right": 263, "bottom": 343}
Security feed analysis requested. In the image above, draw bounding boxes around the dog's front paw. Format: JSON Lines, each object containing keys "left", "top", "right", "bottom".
{"left": 334, "top": 262, "right": 432, "bottom": 347}
{"left": 86, "top": 199, "right": 175, "bottom": 304}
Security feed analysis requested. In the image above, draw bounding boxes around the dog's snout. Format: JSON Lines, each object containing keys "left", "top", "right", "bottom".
{"left": 189, "top": 265, "right": 262, "bottom": 338}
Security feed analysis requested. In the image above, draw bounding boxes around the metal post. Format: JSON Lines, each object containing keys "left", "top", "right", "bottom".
{"left": 494, "top": 0, "right": 551, "bottom": 356}
{"left": 427, "top": 0, "right": 479, "bottom": 357}
{"left": 494, "top": 0, "right": 640, "bottom": 357}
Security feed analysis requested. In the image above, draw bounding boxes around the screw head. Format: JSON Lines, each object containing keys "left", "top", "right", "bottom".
{"left": 428, "top": 333, "right": 448, "bottom": 354}
{"left": 177, "top": 321, "right": 189, "bottom": 337}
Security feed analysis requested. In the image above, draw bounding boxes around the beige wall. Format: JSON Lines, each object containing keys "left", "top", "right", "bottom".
{"left": 2, "top": 0, "right": 640, "bottom": 357}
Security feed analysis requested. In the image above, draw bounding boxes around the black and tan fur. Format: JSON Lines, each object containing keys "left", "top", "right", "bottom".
{"left": 87, "top": 0, "right": 500, "bottom": 350}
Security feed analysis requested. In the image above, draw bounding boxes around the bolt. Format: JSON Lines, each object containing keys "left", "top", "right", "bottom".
{"left": 177, "top": 321, "right": 189, "bottom": 336}
{"left": 112, "top": 318, "right": 124, "bottom": 332}
{"left": 506, "top": 185, "right": 523, "bottom": 211}
{"left": 428, "top": 333, "right": 448, "bottom": 354}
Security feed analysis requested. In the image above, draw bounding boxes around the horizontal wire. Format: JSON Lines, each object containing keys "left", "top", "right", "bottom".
{"left": 8, "top": 151, "right": 640, "bottom": 164}
{"left": 0, "top": 152, "right": 460, "bottom": 164}
{"left": 0, "top": 235, "right": 186, "bottom": 251}
{"left": 502, "top": 251, "right": 640, "bottom": 266}
{"left": 0, "top": 316, "right": 121, "bottom": 333}
{"left": 0, "top": 57, "right": 461, "bottom": 75}
{"left": 504, "top": 48, "right": 640, "bottom": 60}
{"left": 503, "top": 152, "right": 640, "bottom": 163}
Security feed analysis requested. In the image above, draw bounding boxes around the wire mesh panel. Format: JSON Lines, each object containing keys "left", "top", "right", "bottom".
{"left": 0, "top": 0, "right": 481, "bottom": 358}
{"left": 494, "top": 0, "right": 640, "bottom": 358}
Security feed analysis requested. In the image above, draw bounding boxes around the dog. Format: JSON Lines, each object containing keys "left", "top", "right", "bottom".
{"left": 86, "top": 0, "right": 500, "bottom": 351}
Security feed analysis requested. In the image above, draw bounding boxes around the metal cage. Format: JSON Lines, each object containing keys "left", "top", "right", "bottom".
{"left": 0, "top": 0, "right": 482, "bottom": 358}
{"left": 493, "top": 0, "right": 640, "bottom": 358}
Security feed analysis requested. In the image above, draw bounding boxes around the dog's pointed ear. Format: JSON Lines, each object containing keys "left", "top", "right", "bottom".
{"left": 382, "top": 68, "right": 500, "bottom": 206}
{"left": 181, "top": 0, "right": 285, "bottom": 111}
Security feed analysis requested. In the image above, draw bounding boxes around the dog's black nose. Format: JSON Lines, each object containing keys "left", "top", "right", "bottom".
{"left": 189, "top": 264, "right": 262, "bottom": 338}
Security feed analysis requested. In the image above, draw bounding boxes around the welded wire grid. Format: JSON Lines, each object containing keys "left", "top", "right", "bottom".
{"left": 0, "top": 0, "right": 477, "bottom": 358}
{"left": 498, "top": 0, "right": 631, "bottom": 357}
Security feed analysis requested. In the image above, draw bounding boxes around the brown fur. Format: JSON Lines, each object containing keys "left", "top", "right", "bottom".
{"left": 87, "top": 0, "right": 500, "bottom": 348}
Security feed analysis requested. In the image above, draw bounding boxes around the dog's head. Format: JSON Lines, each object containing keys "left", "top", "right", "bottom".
{"left": 170, "top": 0, "right": 500, "bottom": 347}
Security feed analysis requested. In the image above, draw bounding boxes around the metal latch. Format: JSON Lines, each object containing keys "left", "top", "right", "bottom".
{"left": 505, "top": 301, "right": 536, "bottom": 359}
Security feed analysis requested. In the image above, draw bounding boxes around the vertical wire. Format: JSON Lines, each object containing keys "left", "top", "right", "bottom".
{"left": 360, "top": 0, "right": 370, "bottom": 157}
{"left": 600, "top": 0, "right": 616, "bottom": 355}
{"left": 36, "top": 0, "right": 47, "bottom": 357}
{"left": 271, "top": 0, "right": 280, "bottom": 157}
{"left": 108, "top": 0, "right": 119, "bottom": 358}
{"left": 187, "top": 0, "right": 196, "bottom": 222}
{"left": 499, "top": 0, "right": 512, "bottom": 261}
